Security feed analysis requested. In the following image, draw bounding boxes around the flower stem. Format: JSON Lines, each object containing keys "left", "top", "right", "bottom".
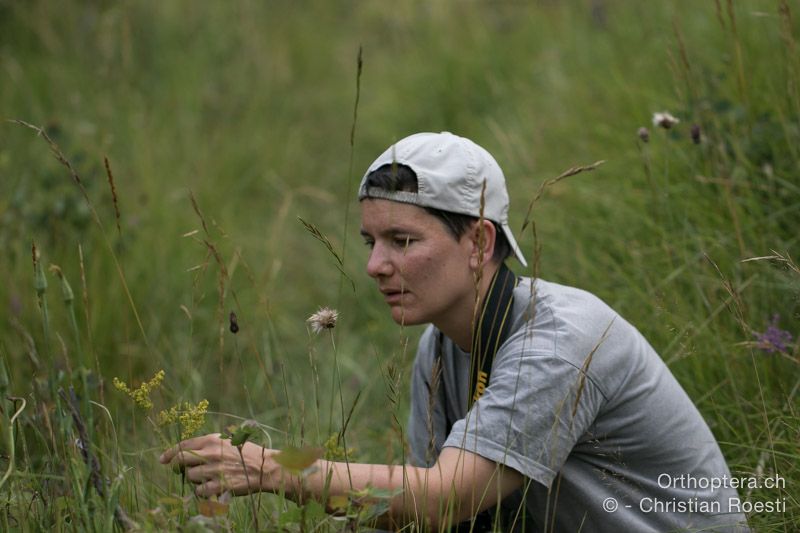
{"left": 237, "top": 445, "right": 259, "bottom": 531}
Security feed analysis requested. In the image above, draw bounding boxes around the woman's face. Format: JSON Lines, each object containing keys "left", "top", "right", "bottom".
{"left": 360, "top": 199, "right": 478, "bottom": 329}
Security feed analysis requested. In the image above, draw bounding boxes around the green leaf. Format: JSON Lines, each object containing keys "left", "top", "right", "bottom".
{"left": 272, "top": 446, "right": 323, "bottom": 472}
{"left": 221, "top": 420, "right": 260, "bottom": 447}
{"left": 230, "top": 425, "right": 258, "bottom": 447}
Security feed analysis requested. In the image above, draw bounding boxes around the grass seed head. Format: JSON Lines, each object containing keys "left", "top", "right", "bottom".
{"left": 32, "top": 245, "right": 47, "bottom": 294}
{"left": 49, "top": 264, "right": 74, "bottom": 303}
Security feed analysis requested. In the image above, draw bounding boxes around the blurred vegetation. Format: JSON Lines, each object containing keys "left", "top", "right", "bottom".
{"left": 0, "top": 0, "right": 798, "bottom": 530}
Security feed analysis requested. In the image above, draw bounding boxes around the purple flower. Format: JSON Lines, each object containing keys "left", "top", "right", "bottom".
{"left": 691, "top": 124, "right": 701, "bottom": 144}
{"left": 753, "top": 314, "right": 793, "bottom": 353}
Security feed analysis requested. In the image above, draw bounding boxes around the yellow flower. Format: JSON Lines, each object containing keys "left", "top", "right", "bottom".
{"left": 113, "top": 370, "right": 165, "bottom": 410}
{"left": 179, "top": 399, "right": 209, "bottom": 439}
{"left": 323, "top": 433, "right": 356, "bottom": 461}
{"left": 112, "top": 377, "right": 131, "bottom": 395}
{"left": 158, "top": 399, "right": 209, "bottom": 439}
{"left": 156, "top": 405, "right": 179, "bottom": 426}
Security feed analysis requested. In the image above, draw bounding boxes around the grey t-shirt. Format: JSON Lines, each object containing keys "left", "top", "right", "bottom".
{"left": 408, "top": 277, "right": 749, "bottom": 532}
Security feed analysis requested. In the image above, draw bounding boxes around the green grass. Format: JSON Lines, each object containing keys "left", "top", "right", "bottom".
{"left": 0, "top": 0, "right": 798, "bottom": 530}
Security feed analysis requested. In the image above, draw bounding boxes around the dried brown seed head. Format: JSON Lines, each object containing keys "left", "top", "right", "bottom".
{"left": 307, "top": 307, "right": 338, "bottom": 334}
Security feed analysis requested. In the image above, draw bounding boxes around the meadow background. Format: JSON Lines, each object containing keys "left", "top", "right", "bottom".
{"left": 0, "top": 0, "right": 798, "bottom": 530}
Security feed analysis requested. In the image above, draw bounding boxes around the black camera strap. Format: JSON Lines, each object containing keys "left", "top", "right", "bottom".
{"left": 437, "top": 262, "right": 518, "bottom": 532}
{"left": 468, "top": 261, "right": 518, "bottom": 409}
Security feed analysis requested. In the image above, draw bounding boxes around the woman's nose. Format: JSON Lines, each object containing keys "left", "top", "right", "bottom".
{"left": 366, "top": 243, "right": 393, "bottom": 278}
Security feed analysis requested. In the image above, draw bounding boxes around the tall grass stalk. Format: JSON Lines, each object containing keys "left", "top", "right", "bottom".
{"left": 337, "top": 46, "right": 364, "bottom": 305}
{"left": 12, "top": 120, "right": 151, "bottom": 352}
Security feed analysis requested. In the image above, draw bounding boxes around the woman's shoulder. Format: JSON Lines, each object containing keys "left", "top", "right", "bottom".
{"left": 509, "top": 277, "right": 649, "bottom": 363}
{"left": 518, "top": 277, "right": 614, "bottom": 312}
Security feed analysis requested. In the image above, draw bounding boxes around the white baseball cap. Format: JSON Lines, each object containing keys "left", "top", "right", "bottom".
{"left": 358, "top": 131, "right": 527, "bottom": 267}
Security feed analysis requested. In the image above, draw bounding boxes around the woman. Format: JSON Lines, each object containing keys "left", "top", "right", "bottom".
{"left": 161, "top": 132, "right": 748, "bottom": 532}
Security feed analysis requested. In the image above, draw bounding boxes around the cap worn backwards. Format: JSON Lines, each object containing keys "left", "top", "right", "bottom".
{"left": 358, "top": 131, "right": 527, "bottom": 267}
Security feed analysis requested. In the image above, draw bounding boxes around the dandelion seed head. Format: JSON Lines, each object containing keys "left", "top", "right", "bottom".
{"left": 307, "top": 307, "right": 338, "bottom": 334}
{"left": 652, "top": 111, "right": 680, "bottom": 129}
{"left": 637, "top": 127, "right": 650, "bottom": 143}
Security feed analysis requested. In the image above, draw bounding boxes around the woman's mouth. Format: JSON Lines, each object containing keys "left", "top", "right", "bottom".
{"left": 381, "top": 289, "right": 405, "bottom": 305}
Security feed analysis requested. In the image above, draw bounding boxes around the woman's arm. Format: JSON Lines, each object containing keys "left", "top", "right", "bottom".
{"left": 160, "top": 434, "right": 523, "bottom": 529}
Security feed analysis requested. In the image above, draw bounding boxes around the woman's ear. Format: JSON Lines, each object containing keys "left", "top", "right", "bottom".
{"left": 468, "top": 219, "right": 497, "bottom": 271}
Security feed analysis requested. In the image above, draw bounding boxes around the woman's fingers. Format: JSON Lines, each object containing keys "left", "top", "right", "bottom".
{"left": 195, "top": 479, "right": 224, "bottom": 498}
{"left": 170, "top": 449, "right": 205, "bottom": 467}
{"left": 164, "top": 447, "right": 210, "bottom": 467}
{"left": 185, "top": 463, "right": 250, "bottom": 496}
{"left": 160, "top": 433, "right": 223, "bottom": 464}
{"left": 160, "top": 433, "right": 276, "bottom": 497}
{"left": 185, "top": 463, "right": 217, "bottom": 484}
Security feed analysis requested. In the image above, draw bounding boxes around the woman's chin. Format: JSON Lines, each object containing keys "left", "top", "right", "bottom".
{"left": 389, "top": 307, "right": 425, "bottom": 326}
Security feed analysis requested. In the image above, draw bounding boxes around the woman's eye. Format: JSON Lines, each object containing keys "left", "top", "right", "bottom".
{"left": 363, "top": 240, "right": 375, "bottom": 249}
{"left": 393, "top": 237, "right": 413, "bottom": 247}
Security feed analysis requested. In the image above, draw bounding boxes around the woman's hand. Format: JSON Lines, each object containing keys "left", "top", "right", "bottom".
{"left": 159, "top": 433, "right": 280, "bottom": 497}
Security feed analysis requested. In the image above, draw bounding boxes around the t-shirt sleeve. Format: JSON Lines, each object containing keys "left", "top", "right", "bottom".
{"left": 442, "top": 341, "right": 606, "bottom": 488}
